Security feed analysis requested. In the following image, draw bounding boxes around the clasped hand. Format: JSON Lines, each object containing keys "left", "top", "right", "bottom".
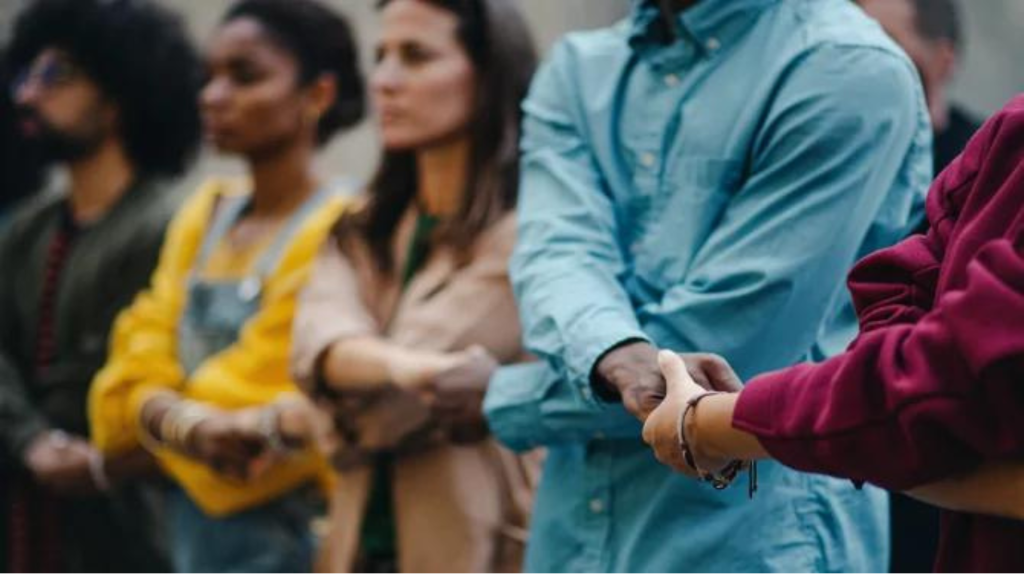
{"left": 595, "top": 342, "right": 742, "bottom": 475}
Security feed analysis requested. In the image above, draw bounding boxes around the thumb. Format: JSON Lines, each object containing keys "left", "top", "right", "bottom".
{"left": 658, "top": 350, "right": 694, "bottom": 398}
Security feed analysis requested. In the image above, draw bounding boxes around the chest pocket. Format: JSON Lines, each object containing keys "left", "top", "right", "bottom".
{"left": 631, "top": 157, "right": 742, "bottom": 293}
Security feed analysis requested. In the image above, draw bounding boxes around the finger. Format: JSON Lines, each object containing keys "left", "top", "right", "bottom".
{"left": 641, "top": 415, "right": 655, "bottom": 446}
{"left": 706, "top": 356, "right": 744, "bottom": 392}
{"left": 658, "top": 350, "right": 694, "bottom": 397}
{"left": 624, "top": 394, "right": 651, "bottom": 422}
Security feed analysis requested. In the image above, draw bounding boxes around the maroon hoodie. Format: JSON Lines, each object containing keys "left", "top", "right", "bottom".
{"left": 733, "top": 95, "right": 1024, "bottom": 572}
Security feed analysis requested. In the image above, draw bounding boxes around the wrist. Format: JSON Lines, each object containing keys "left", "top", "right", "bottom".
{"left": 592, "top": 339, "right": 654, "bottom": 400}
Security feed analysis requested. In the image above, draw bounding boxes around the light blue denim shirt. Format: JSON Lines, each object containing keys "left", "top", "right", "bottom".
{"left": 485, "top": 0, "right": 932, "bottom": 572}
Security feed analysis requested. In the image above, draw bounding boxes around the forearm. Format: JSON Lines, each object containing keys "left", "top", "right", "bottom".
{"left": 908, "top": 461, "right": 1024, "bottom": 521}
{"left": 321, "top": 336, "right": 453, "bottom": 391}
{"left": 692, "top": 393, "right": 768, "bottom": 462}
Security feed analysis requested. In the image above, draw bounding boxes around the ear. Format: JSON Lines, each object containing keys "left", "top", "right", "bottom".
{"left": 932, "top": 38, "right": 959, "bottom": 85}
{"left": 100, "top": 98, "right": 121, "bottom": 133}
{"left": 304, "top": 73, "right": 338, "bottom": 122}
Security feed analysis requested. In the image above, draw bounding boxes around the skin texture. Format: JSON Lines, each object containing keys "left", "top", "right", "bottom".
{"left": 201, "top": 16, "right": 329, "bottom": 160}
{"left": 371, "top": 0, "right": 476, "bottom": 151}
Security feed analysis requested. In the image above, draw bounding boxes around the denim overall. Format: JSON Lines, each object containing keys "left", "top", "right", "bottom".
{"left": 168, "top": 187, "right": 334, "bottom": 573}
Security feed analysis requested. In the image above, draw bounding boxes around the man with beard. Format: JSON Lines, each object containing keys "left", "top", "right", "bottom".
{"left": 0, "top": 0, "right": 201, "bottom": 570}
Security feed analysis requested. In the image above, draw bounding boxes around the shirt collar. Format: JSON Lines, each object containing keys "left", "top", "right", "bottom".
{"left": 628, "top": 0, "right": 777, "bottom": 67}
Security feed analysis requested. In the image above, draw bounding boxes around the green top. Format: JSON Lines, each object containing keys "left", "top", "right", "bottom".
{"left": 360, "top": 211, "right": 441, "bottom": 560}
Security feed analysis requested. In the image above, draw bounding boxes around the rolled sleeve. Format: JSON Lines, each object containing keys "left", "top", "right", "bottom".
{"left": 512, "top": 41, "right": 649, "bottom": 397}
{"left": 484, "top": 361, "right": 641, "bottom": 452}
{"left": 291, "top": 240, "right": 380, "bottom": 392}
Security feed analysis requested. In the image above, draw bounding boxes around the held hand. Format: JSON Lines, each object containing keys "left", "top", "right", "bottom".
{"left": 424, "top": 345, "right": 499, "bottom": 444}
{"left": 642, "top": 351, "right": 706, "bottom": 475}
{"left": 276, "top": 395, "right": 334, "bottom": 453}
{"left": 23, "top": 431, "right": 99, "bottom": 495}
{"left": 676, "top": 353, "right": 743, "bottom": 393}
{"left": 190, "top": 409, "right": 268, "bottom": 481}
{"left": 594, "top": 341, "right": 667, "bottom": 421}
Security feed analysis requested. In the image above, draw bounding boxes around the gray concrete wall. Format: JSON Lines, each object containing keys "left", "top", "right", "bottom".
{"left": 2, "top": 0, "right": 1022, "bottom": 184}
{"left": 1, "top": 0, "right": 630, "bottom": 184}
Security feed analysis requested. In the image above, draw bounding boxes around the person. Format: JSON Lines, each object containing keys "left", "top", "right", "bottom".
{"left": 0, "top": 0, "right": 201, "bottom": 571}
{"left": 859, "top": 0, "right": 981, "bottom": 179}
{"left": 88, "top": 0, "right": 365, "bottom": 571}
{"left": 642, "top": 96, "right": 1024, "bottom": 573}
{"left": 857, "top": 3, "right": 979, "bottom": 570}
{"left": 0, "top": 51, "right": 45, "bottom": 222}
{"left": 290, "top": 0, "right": 538, "bottom": 571}
{"left": 484, "top": 0, "right": 932, "bottom": 571}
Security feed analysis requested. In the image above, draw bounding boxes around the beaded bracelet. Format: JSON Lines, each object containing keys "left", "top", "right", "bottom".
{"left": 259, "top": 404, "right": 290, "bottom": 453}
{"left": 679, "top": 391, "right": 758, "bottom": 498}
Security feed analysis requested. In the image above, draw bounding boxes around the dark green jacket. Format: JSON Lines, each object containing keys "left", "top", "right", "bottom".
{"left": 0, "top": 177, "right": 186, "bottom": 571}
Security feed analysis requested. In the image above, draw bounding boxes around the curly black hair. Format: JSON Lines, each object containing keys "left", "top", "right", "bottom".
{"left": 5, "top": 0, "right": 202, "bottom": 177}
{"left": 223, "top": 0, "right": 366, "bottom": 146}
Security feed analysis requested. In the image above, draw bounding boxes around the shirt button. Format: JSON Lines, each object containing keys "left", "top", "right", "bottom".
{"left": 640, "top": 152, "right": 656, "bottom": 168}
{"left": 664, "top": 73, "right": 680, "bottom": 87}
{"left": 589, "top": 498, "right": 605, "bottom": 514}
{"left": 706, "top": 37, "right": 721, "bottom": 52}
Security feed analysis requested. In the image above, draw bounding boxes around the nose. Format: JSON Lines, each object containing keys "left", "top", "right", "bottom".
{"left": 370, "top": 55, "right": 403, "bottom": 95}
{"left": 200, "top": 75, "right": 230, "bottom": 112}
{"left": 12, "top": 75, "right": 42, "bottom": 107}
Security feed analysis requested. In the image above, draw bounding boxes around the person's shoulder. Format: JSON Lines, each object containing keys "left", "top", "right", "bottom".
{"left": 540, "top": 19, "right": 633, "bottom": 82}
{"left": 770, "top": 0, "right": 912, "bottom": 71}
{"left": 0, "top": 183, "right": 63, "bottom": 248}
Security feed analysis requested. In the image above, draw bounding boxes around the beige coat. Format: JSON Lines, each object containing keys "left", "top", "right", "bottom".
{"left": 292, "top": 209, "right": 536, "bottom": 572}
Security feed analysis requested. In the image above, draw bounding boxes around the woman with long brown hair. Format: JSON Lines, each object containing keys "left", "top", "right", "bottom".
{"left": 291, "top": 0, "right": 538, "bottom": 572}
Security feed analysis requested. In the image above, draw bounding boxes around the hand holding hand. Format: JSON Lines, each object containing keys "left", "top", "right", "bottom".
{"left": 593, "top": 341, "right": 667, "bottom": 421}
{"left": 641, "top": 351, "right": 707, "bottom": 474}
{"left": 190, "top": 408, "right": 268, "bottom": 481}
{"left": 424, "top": 345, "right": 498, "bottom": 444}
{"left": 23, "top": 431, "right": 99, "bottom": 495}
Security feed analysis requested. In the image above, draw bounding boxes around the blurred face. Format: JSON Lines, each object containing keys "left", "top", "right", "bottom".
{"left": 200, "top": 17, "right": 314, "bottom": 157}
{"left": 11, "top": 48, "right": 115, "bottom": 162}
{"left": 371, "top": 0, "right": 476, "bottom": 150}
{"left": 858, "top": 0, "right": 956, "bottom": 104}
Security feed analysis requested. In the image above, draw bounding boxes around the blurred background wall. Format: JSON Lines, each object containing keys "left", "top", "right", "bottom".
{"left": 2, "top": 0, "right": 1022, "bottom": 185}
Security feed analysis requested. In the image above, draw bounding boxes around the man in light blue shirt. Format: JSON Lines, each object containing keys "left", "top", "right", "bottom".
{"left": 484, "top": 0, "right": 932, "bottom": 571}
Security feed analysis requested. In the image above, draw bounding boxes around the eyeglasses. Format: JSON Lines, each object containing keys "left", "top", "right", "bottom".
{"left": 9, "top": 55, "right": 81, "bottom": 99}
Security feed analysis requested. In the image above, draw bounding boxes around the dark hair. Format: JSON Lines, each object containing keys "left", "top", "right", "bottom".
{"left": 223, "top": 0, "right": 366, "bottom": 145}
{"left": 0, "top": 51, "right": 46, "bottom": 212}
{"left": 6, "top": 0, "right": 202, "bottom": 177}
{"left": 343, "top": 0, "right": 538, "bottom": 273}
{"left": 911, "top": 0, "right": 964, "bottom": 52}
